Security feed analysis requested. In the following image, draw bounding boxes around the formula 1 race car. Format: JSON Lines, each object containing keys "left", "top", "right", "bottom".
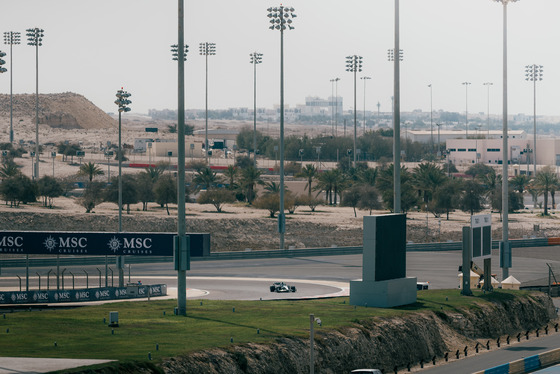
{"left": 270, "top": 282, "right": 297, "bottom": 293}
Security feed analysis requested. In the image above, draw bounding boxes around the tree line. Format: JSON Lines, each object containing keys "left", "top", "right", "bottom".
{"left": 1, "top": 142, "right": 559, "bottom": 220}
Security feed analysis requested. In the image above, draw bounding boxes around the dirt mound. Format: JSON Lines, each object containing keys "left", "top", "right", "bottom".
{"left": 0, "top": 92, "right": 114, "bottom": 130}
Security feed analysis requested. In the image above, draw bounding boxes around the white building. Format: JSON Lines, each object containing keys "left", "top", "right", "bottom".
{"left": 296, "top": 96, "right": 343, "bottom": 117}
{"left": 446, "top": 137, "right": 560, "bottom": 175}
{"left": 403, "top": 129, "right": 526, "bottom": 144}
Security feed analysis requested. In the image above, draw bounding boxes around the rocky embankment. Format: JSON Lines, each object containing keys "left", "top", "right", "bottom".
{"left": 68, "top": 293, "right": 556, "bottom": 374}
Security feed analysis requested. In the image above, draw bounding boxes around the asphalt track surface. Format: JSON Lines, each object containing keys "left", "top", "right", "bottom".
{"left": 1, "top": 246, "right": 560, "bottom": 373}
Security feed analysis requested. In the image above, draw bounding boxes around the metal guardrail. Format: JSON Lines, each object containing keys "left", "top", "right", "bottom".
{"left": 0, "top": 238, "right": 551, "bottom": 269}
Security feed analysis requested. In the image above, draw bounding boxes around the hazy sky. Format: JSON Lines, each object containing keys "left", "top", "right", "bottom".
{"left": 1, "top": 0, "right": 560, "bottom": 117}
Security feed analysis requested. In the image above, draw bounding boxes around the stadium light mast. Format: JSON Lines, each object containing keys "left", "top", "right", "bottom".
{"left": 492, "top": 0, "right": 519, "bottom": 280}
{"left": 525, "top": 64, "right": 542, "bottom": 181}
{"left": 462, "top": 82, "right": 471, "bottom": 139}
{"left": 361, "top": 76, "right": 371, "bottom": 135}
{"left": 267, "top": 5, "right": 296, "bottom": 250}
{"left": 174, "top": 0, "right": 188, "bottom": 316}
{"left": 346, "top": 55, "right": 363, "bottom": 169}
{"left": 199, "top": 42, "right": 216, "bottom": 165}
{"left": 114, "top": 88, "right": 131, "bottom": 287}
{"left": 388, "top": 1, "right": 403, "bottom": 213}
{"left": 4, "top": 32, "right": 20, "bottom": 144}
{"left": 250, "top": 52, "right": 263, "bottom": 166}
{"left": 26, "top": 28, "right": 44, "bottom": 180}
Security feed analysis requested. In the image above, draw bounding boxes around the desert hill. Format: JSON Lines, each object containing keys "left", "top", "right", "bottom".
{"left": 0, "top": 92, "right": 114, "bottom": 130}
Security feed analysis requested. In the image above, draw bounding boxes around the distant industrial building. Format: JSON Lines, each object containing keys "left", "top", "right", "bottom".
{"left": 445, "top": 137, "right": 560, "bottom": 175}
{"left": 297, "top": 96, "right": 343, "bottom": 117}
{"left": 403, "top": 129, "right": 526, "bottom": 144}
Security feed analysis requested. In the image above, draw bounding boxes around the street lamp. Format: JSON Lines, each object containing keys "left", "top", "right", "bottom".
{"left": 199, "top": 42, "right": 216, "bottom": 165}
{"left": 114, "top": 88, "right": 131, "bottom": 287}
{"left": 492, "top": 0, "right": 519, "bottom": 280}
{"left": 268, "top": 5, "right": 296, "bottom": 250}
{"left": 26, "top": 27, "right": 44, "bottom": 180}
{"left": 525, "top": 64, "right": 542, "bottom": 181}
{"left": 361, "top": 76, "right": 371, "bottom": 135}
{"left": 250, "top": 52, "right": 263, "bottom": 167}
{"left": 483, "top": 82, "right": 493, "bottom": 139}
{"left": 4, "top": 31, "right": 20, "bottom": 144}
{"left": 462, "top": 82, "right": 471, "bottom": 139}
{"left": 428, "top": 84, "right": 433, "bottom": 155}
{"left": 346, "top": 55, "right": 363, "bottom": 169}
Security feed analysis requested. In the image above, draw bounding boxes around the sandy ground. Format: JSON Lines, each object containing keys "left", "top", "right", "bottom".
{"left": 2, "top": 116, "right": 560, "bottom": 245}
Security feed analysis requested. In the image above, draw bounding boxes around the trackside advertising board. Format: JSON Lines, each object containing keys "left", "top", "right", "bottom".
{"left": 0, "top": 232, "right": 175, "bottom": 256}
{"left": 471, "top": 214, "right": 492, "bottom": 260}
{"left": 0, "top": 284, "right": 167, "bottom": 305}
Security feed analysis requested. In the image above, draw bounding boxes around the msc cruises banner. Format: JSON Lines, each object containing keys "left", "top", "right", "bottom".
{"left": 0, "top": 231, "right": 175, "bottom": 256}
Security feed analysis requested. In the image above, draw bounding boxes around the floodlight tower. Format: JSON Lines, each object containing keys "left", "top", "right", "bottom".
{"left": 250, "top": 52, "right": 263, "bottom": 166}
{"left": 333, "top": 77, "right": 340, "bottom": 135}
{"left": 483, "top": 82, "right": 493, "bottom": 139}
{"left": 4, "top": 32, "right": 20, "bottom": 144}
{"left": 267, "top": 5, "right": 296, "bottom": 250}
{"left": 492, "top": 0, "right": 520, "bottom": 280}
{"left": 462, "top": 82, "right": 471, "bottom": 138}
{"left": 388, "top": 39, "right": 403, "bottom": 213}
{"left": 346, "top": 55, "right": 363, "bottom": 169}
{"left": 428, "top": 84, "right": 433, "bottom": 154}
{"left": 0, "top": 51, "right": 6, "bottom": 73}
{"left": 114, "top": 88, "right": 131, "bottom": 287}
{"left": 361, "top": 76, "right": 371, "bottom": 135}
{"left": 199, "top": 42, "right": 216, "bottom": 164}
{"left": 525, "top": 64, "right": 542, "bottom": 180}
{"left": 26, "top": 28, "right": 44, "bottom": 180}
{"left": 175, "top": 0, "right": 188, "bottom": 316}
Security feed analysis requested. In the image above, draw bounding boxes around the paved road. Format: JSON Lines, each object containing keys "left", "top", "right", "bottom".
{"left": 1, "top": 246, "right": 560, "bottom": 373}
{"left": 419, "top": 333, "right": 560, "bottom": 373}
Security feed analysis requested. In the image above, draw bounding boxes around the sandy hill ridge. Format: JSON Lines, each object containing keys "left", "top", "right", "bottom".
{"left": 0, "top": 92, "right": 114, "bottom": 130}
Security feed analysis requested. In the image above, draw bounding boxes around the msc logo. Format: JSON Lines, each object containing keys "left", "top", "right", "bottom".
{"left": 107, "top": 236, "right": 152, "bottom": 253}
{"left": 44, "top": 236, "right": 87, "bottom": 252}
{"left": 0, "top": 236, "right": 23, "bottom": 247}
{"left": 124, "top": 238, "right": 152, "bottom": 249}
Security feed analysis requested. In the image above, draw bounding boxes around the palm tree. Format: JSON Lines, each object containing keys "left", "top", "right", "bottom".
{"left": 376, "top": 164, "right": 417, "bottom": 212}
{"left": 193, "top": 167, "right": 222, "bottom": 190}
{"left": 144, "top": 163, "right": 166, "bottom": 182}
{"left": 78, "top": 162, "right": 104, "bottom": 182}
{"left": 510, "top": 174, "right": 531, "bottom": 194}
{"left": 223, "top": 165, "right": 238, "bottom": 190}
{"left": 314, "top": 170, "right": 336, "bottom": 205}
{"left": 0, "top": 158, "right": 20, "bottom": 180}
{"left": 331, "top": 168, "right": 348, "bottom": 205}
{"left": 239, "top": 165, "right": 263, "bottom": 204}
{"left": 477, "top": 169, "right": 502, "bottom": 215}
{"left": 412, "top": 162, "right": 447, "bottom": 205}
{"left": 357, "top": 167, "right": 378, "bottom": 186}
{"left": 533, "top": 166, "right": 560, "bottom": 215}
{"left": 298, "top": 164, "right": 317, "bottom": 198}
